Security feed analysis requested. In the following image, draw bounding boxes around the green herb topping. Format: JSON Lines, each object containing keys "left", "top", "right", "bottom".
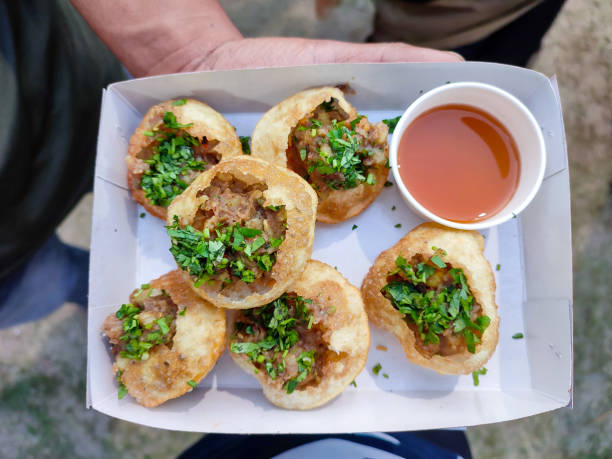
{"left": 186, "top": 380, "right": 197, "bottom": 389}
{"left": 167, "top": 215, "right": 283, "bottom": 287}
{"left": 139, "top": 111, "right": 217, "bottom": 207}
{"left": 381, "top": 254, "right": 490, "bottom": 355}
{"left": 114, "top": 297, "right": 175, "bottom": 361}
{"left": 311, "top": 119, "right": 366, "bottom": 189}
{"left": 384, "top": 181, "right": 393, "bottom": 187}
{"left": 382, "top": 115, "right": 401, "bottom": 134}
{"left": 290, "top": 99, "right": 388, "bottom": 191}
{"left": 230, "top": 293, "right": 325, "bottom": 394}
{"left": 116, "top": 371, "right": 128, "bottom": 400}
{"left": 372, "top": 363, "right": 382, "bottom": 375}
{"left": 512, "top": 332, "right": 524, "bottom": 340}
{"left": 239, "top": 136, "right": 251, "bottom": 155}
{"left": 472, "top": 367, "right": 487, "bottom": 386}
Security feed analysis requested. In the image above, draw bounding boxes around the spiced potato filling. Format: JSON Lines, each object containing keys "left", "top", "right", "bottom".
{"left": 381, "top": 253, "right": 491, "bottom": 358}
{"left": 102, "top": 284, "right": 178, "bottom": 361}
{"left": 230, "top": 292, "right": 337, "bottom": 394}
{"left": 167, "top": 175, "right": 287, "bottom": 295}
{"left": 133, "top": 110, "right": 221, "bottom": 207}
{"left": 286, "top": 99, "right": 388, "bottom": 192}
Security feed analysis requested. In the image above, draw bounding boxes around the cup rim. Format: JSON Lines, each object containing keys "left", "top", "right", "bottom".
{"left": 389, "top": 81, "right": 546, "bottom": 231}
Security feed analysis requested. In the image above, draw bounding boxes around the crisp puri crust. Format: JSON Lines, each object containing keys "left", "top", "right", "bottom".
{"left": 108, "top": 270, "right": 226, "bottom": 408}
{"left": 126, "top": 98, "right": 242, "bottom": 220}
{"left": 361, "top": 223, "right": 499, "bottom": 375}
{"left": 250, "top": 87, "right": 388, "bottom": 224}
{"left": 167, "top": 156, "right": 318, "bottom": 309}
{"left": 227, "top": 260, "right": 370, "bottom": 410}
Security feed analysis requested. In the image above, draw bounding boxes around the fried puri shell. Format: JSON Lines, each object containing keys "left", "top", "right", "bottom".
{"left": 361, "top": 223, "right": 499, "bottom": 375}
{"left": 102, "top": 270, "right": 225, "bottom": 407}
{"left": 251, "top": 87, "right": 388, "bottom": 224}
{"left": 227, "top": 260, "right": 370, "bottom": 410}
{"left": 126, "top": 99, "right": 242, "bottom": 219}
{"left": 167, "top": 156, "right": 318, "bottom": 309}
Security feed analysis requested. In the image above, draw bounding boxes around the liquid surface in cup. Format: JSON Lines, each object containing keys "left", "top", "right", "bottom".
{"left": 398, "top": 104, "right": 520, "bottom": 223}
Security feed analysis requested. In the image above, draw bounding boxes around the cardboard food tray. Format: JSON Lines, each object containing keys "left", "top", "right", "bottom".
{"left": 87, "top": 63, "right": 573, "bottom": 433}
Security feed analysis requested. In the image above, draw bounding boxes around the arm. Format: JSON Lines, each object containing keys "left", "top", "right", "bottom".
{"left": 71, "top": 0, "right": 461, "bottom": 78}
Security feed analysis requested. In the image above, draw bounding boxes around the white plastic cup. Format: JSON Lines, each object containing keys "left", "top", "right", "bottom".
{"left": 390, "top": 82, "right": 546, "bottom": 230}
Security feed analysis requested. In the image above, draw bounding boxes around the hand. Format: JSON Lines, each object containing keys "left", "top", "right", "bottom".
{"left": 71, "top": 0, "right": 462, "bottom": 78}
{"left": 166, "top": 37, "right": 462, "bottom": 75}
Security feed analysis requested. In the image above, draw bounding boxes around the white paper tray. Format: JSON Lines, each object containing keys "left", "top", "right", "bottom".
{"left": 88, "top": 63, "right": 573, "bottom": 433}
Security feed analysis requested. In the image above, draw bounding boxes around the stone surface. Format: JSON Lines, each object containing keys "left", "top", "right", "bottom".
{"left": 1, "top": 0, "right": 610, "bottom": 457}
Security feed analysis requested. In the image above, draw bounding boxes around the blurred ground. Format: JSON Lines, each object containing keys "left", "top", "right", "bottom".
{"left": 1, "top": 0, "right": 610, "bottom": 457}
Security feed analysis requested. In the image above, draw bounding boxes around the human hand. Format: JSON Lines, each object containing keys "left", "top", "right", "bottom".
{"left": 71, "top": 0, "right": 462, "bottom": 78}
{"left": 162, "top": 37, "right": 462, "bottom": 75}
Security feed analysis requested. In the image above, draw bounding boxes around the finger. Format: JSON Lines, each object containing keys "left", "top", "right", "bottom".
{"left": 314, "top": 40, "right": 464, "bottom": 64}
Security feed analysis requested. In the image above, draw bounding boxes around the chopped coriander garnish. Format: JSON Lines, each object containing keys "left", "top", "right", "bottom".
{"left": 285, "top": 350, "right": 315, "bottom": 394}
{"left": 384, "top": 181, "right": 393, "bottom": 187}
{"left": 293, "top": 103, "right": 385, "bottom": 191}
{"left": 431, "top": 246, "right": 447, "bottom": 256}
{"left": 116, "top": 371, "right": 128, "bottom": 399}
{"left": 143, "top": 130, "right": 154, "bottom": 137}
{"left": 162, "top": 111, "right": 193, "bottom": 130}
{"left": 512, "top": 333, "right": 524, "bottom": 339}
{"left": 172, "top": 98, "right": 187, "bottom": 106}
{"left": 186, "top": 380, "right": 197, "bottom": 388}
{"left": 118, "top": 383, "right": 128, "bottom": 400}
{"left": 139, "top": 111, "right": 206, "bottom": 207}
{"left": 156, "top": 317, "right": 170, "bottom": 335}
{"left": 139, "top": 212, "right": 146, "bottom": 218}
{"left": 178, "top": 307, "right": 187, "bottom": 316}
{"left": 496, "top": 264, "right": 501, "bottom": 271}
{"left": 382, "top": 115, "right": 401, "bottom": 134}
{"left": 372, "top": 363, "right": 382, "bottom": 375}
{"left": 472, "top": 367, "right": 487, "bottom": 386}
{"left": 349, "top": 115, "right": 363, "bottom": 129}
{"left": 230, "top": 293, "right": 318, "bottom": 394}
{"left": 394, "top": 223, "right": 402, "bottom": 228}
{"left": 270, "top": 237, "right": 284, "bottom": 248}
{"left": 382, "top": 255, "right": 490, "bottom": 354}
{"left": 167, "top": 216, "right": 280, "bottom": 286}
{"left": 350, "top": 380, "right": 357, "bottom": 387}
{"left": 352, "top": 224, "right": 358, "bottom": 230}
{"left": 239, "top": 136, "right": 251, "bottom": 155}
{"left": 114, "top": 299, "right": 175, "bottom": 361}
{"left": 431, "top": 254, "right": 447, "bottom": 269}
{"left": 391, "top": 205, "right": 396, "bottom": 211}
{"left": 383, "top": 373, "right": 389, "bottom": 379}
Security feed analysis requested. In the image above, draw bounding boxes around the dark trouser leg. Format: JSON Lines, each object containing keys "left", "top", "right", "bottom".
{"left": 178, "top": 430, "right": 471, "bottom": 459}
{"left": 453, "top": 0, "right": 567, "bottom": 67}
{"left": 0, "top": 234, "right": 89, "bottom": 329}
